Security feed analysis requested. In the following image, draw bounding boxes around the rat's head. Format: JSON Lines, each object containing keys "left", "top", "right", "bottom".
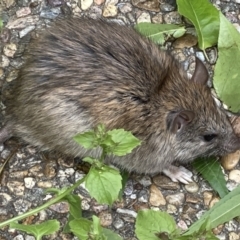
{"left": 164, "top": 58, "right": 240, "bottom": 163}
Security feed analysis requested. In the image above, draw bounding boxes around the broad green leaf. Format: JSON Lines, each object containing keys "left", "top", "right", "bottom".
{"left": 74, "top": 130, "right": 97, "bottom": 149}
{"left": 85, "top": 165, "right": 122, "bottom": 205}
{"left": 62, "top": 194, "right": 82, "bottom": 233}
{"left": 102, "top": 228, "right": 123, "bottom": 240}
{"left": 213, "top": 13, "right": 240, "bottom": 112}
{"left": 192, "top": 157, "right": 229, "bottom": 198}
{"left": 177, "top": 0, "right": 219, "bottom": 50}
{"left": 107, "top": 129, "right": 141, "bottom": 156}
{"left": 183, "top": 184, "right": 240, "bottom": 235}
{"left": 69, "top": 218, "right": 92, "bottom": 240}
{"left": 135, "top": 23, "right": 186, "bottom": 45}
{"left": 135, "top": 209, "right": 179, "bottom": 240}
{"left": 10, "top": 220, "right": 60, "bottom": 240}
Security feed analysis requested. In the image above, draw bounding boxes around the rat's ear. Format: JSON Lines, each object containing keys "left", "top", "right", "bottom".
{"left": 191, "top": 57, "right": 209, "bottom": 85}
{"left": 167, "top": 110, "right": 195, "bottom": 134}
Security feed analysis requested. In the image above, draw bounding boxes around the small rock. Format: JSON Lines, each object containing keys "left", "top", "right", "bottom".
{"left": 116, "top": 208, "right": 137, "bottom": 218}
{"left": 119, "top": 3, "right": 132, "bottom": 13}
{"left": 44, "top": 162, "right": 57, "bottom": 178}
{"left": 6, "top": 70, "right": 19, "bottom": 82}
{"left": 206, "top": 47, "right": 218, "bottom": 65}
{"left": 94, "top": 0, "right": 105, "bottom": 4}
{"left": 3, "top": 43, "right": 17, "bottom": 58}
{"left": 185, "top": 194, "right": 200, "bottom": 204}
{"left": 124, "top": 179, "right": 134, "bottom": 196}
{"left": 3, "top": 0, "right": 16, "bottom": 8}
{"left": 196, "top": 51, "right": 205, "bottom": 62}
{"left": 99, "top": 211, "right": 112, "bottom": 227}
{"left": 47, "top": 0, "right": 64, "bottom": 7}
{"left": 203, "top": 191, "right": 213, "bottom": 206}
{"left": 209, "top": 197, "right": 220, "bottom": 208}
{"left": 24, "top": 177, "right": 36, "bottom": 189}
{"left": 149, "top": 184, "right": 166, "bottom": 206}
{"left": 105, "top": 0, "right": 118, "bottom": 4}
{"left": 167, "top": 204, "right": 177, "bottom": 214}
{"left": 173, "top": 34, "right": 197, "bottom": 48}
{"left": 19, "top": 25, "right": 35, "bottom": 38}
{"left": 137, "top": 12, "right": 151, "bottom": 23}
{"left": 1, "top": 28, "right": 11, "bottom": 43}
{"left": 13, "top": 199, "right": 32, "bottom": 214}
{"left": 177, "top": 220, "right": 188, "bottom": 231}
{"left": 184, "top": 181, "right": 199, "bottom": 193}
{"left": 113, "top": 217, "right": 124, "bottom": 229}
{"left": 0, "top": 193, "right": 12, "bottom": 206}
{"left": 138, "top": 189, "right": 148, "bottom": 203}
{"left": 7, "top": 181, "right": 25, "bottom": 195}
{"left": 229, "top": 169, "right": 240, "bottom": 183}
{"left": 164, "top": 11, "right": 182, "bottom": 24}
{"left": 80, "top": 0, "right": 93, "bottom": 10}
{"left": 160, "top": 3, "right": 175, "bottom": 12}
{"left": 81, "top": 199, "right": 90, "bottom": 210}
{"left": 16, "top": 7, "right": 31, "bottom": 18}
{"left": 25, "top": 236, "right": 35, "bottom": 240}
{"left": 152, "top": 13, "right": 163, "bottom": 23}
{"left": 6, "top": 16, "right": 39, "bottom": 29}
{"left": 13, "top": 235, "right": 24, "bottom": 240}
{"left": 40, "top": 8, "right": 61, "bottom": 19}
{"left": 37, "top": 181, "right": 52, "bottom": 188}
{"left": 138, "top": 175, "right": 152, "bottom": 187}
{"left": 166, "top": 193, "right": 185, "bottom": 206}
{"left": 50, "top": 202, "right": 69, "bottom": 213}
{"left": 133, "top": 202, "right": 149, "bottom": 211}
{"left": 0, "top": 68, "right": 5, "bottom": 79}
{"left": 103, "top": 4, "right": 118, "bottom": 17}
{"left": 132, "top": 0, "right": 160, "bottom": 12}
{"left": 229, "top": 232, "right": 240, "bottom": 240}
{"left": 153, "top": 175, "right": 180, "bottom": 190}
{"left": 221, "top": 151, "right": 240, "bottom": 170}
{"left": 2, "top": 55, "right": 10, "bottom": 67}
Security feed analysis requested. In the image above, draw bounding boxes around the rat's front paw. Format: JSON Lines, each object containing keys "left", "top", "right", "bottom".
{"left": 163, "top": 165, "right": 193, "bottom": 184}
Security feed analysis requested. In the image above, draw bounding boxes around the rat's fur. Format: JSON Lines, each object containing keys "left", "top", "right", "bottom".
{"left": 1, "top": 18, "right": 239, "bottom": 181}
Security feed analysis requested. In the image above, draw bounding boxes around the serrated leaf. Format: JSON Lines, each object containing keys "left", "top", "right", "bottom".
{"left": 135, "top": 23, "right": 186, "bottom": 45}
{"left": 74, "top": 130, "right": 97, "bottom": 149}
{"left": 184, "top": 185, "right": 240, "bottom": 235}
{"left": 192, "top": 157, "right": 229, "bottom": 198}
{"left": 69, "top": 218, "right": 92, "bottom": 240}
{"left": 135, "top": 209, "right": 179, "bottom": 240}
{"left": 85, "top": 165, "right": 122, "bottom": 205}
{"left": 107, "top": 129, "right": 141, "bottom": 156}
{"left": 10, "top": 220, "right": 60, "bottom": 240}
{"left": 177, "top": 0, "right": 219, "bottom": 50}
{"left": 213, "top": 13, "right": 240, "bottom": 112}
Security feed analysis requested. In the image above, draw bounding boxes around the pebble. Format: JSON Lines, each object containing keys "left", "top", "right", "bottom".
{"left": 184, "top": 182, "right": 199, "bottom": 193}
{"left": 209, "top": 197, "right": 220, "bottom": 208}
{"left": 6, "top": 16, "right": 39, "bottom": 29}
{"left": 1, "top": 55, "right": 10, "bottom": 68}
{"left": 13, "top": 199, "right": 32, "bottom": 213}
{"left": 196, "top": 51, "right": 205, "bottom": 62}
{"left": 138, "top": 189, "right": 148, "bottom": 203}
{"left": 16, "top": 7, "right": 31, "bottom": 17}
{"left": 13, "top": 235, "right": 24, "bottom": 240}
{"left": 0, "top": 193, "right": 12, "bottom": 206}
{"left": 3, "top": 43, "right": 17, "bottom": 58}
{"left": 160, "top": 3, "right": 175, "bottom": 12}
{"left": 166, "top": 204, "right": 177, "bottom": 214}
{"left": 6, "top": 70, "right": 19, "bottom": 82}
{"left": 99, "top": 211, "right": 113, "bottom": 227}
{"left": 0, "top": 68, "right": 4, "bottom": 79}
{"left": 149, "top": 184, "right": 166, "bottom": 206}
{"left": 206, "top": 47, "right": 218, "bottom": 64}
{"left": 166, "top": 193, "right": 185, "bottom": 206}
{"left": 81, "top": 0, "right": 93, "bottom": 10}
{"left": 113, "top": 217, "right": 124, "bottom": 229}
{"left": 152, "top": 13, "right": 163, "bottom": 23}
{"left": 138, "top": 175, "right": 152, "bottom": 187}
{"left": 94, "top": 0, "right": 105, "bottom": 5}
{"left": 177, "top": 220, "right": 188, "bottom": 231}
{"left": 103, "top": 4, "right": 118, "bottom": 17}
{"left": 229, "top": 232, "right": 240, "bottom": 240}
{"left": 37, "top": 181, "right": 52, "bottom": 188}
{"left": 25, "top": 236, "right": 35, "bottom": 240}
{"left": 19, "top": 25, "right": 35, "bottom": 38}
{"left": 137, "top": 12, "right": 151, "bottom": 23}
{"left": 152, "top": 175, "right": 180, "bottom": 190}
{"left": 49, "top": 202, "right": 70, "bottom": 213}
{"left": 163, "top": 11, "right": 182, "bottom": 24}
{"left": 229, "top": 170, "right": 240, "bottom": 183}
{"left": 124, "top": 179, "right": 134, "bottom": 195}
{"left": 40, "top": 8, "right": 61, "bottom": 19}
{"left": 173, "top": 34, "right": 197, "bottom": 48}
{"left": 185, "top": 194, "right": 200, "bottom": 204}
{"left": 132, "top": 0, "right": 160, "bottom": 12}
{"left": 116, "top": 208, "right": 137, "bottom": 218}
{"left": 81, "top": 199, "right": 90, "bottom": 210}
{"left": 203, "top": 191, "right": 213, "bottom": 206}
{"left": 7, "top": 181, "right": 25, "bottom": 196}
{"left": 119, "top": 3, "right": 132, "bottom": 14}
{"left": 221, "top": 151, "right": 240, "bottom": 170}
{"left": 47, "top": 0, "right": 65, "bottom": 7}
{"left": 24, "top": 177, "right": 36, "bottom": 189}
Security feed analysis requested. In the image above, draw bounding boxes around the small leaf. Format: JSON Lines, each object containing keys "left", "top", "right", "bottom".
{"left": 192, "top": 157, "right": 229, "bottom": 198}
{"left": 74, "top": 130, "right": 97, "bottom": 149}
{"left": 135, "top": 23, "right": 186, "bottom": 45}
{"left": 10, "top": 220, "right": 60, "bottom": 240}
{"left": 177, "top": 0, "right": 219, "bottom": 50}
{"left": 213, "top": 12, "right": 240, "bottom": 112}
{"left": 107, "top": 129, "right": 141, "bottom": 156}
{"left": 135, "top": 209, "right": 179, "bottom": 240}
{"left": 184, "top": 185, "right": 240, "bottom": 235}
{"left": 69, "top": 218, "right": 92, "bottom": 240}
{"left": 92, "top": 215, "right": 101, "bottom": 235}
{"left": 102, "top": 228, "right": 123, "bottom": 240}
{"left": 85, "top": 165, "right": 122, "bottom": 205}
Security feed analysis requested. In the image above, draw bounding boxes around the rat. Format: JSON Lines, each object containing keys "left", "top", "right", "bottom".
{"left": 1, "top": 18, "right": 240, "bottom": 184}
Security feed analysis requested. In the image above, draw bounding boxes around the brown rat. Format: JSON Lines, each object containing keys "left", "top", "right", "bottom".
{"left": 1, "top": 18, "right": 240, "bottom": 183}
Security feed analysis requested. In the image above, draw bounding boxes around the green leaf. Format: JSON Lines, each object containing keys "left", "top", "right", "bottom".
{"left": 69, "top": 218, "right": 92, "bottom": 240}
{"left": 102, "top": 228, "right": 123, "bottom": 240}
{"left": 74, "top": 130, "right": 97, "bottom": 149}
{"left": 192, "top": 157, "right": 229, "bottom": 198}
{"left": 213, "top": 12, "right": 240, "bottom": 112}
{"left": 135, "top": 209, "right": 180, "bottom": 240}
{"left": 10, "top": 220, "right": 60, "bottom": 240}
{"left": 177, "top": 0, "right": 219, "bottom": 50}
{"left": 107, "top": 129, "right": 141, "bottom": 156}
{"left": 0, "top": 20, "right": 2, "bottom": 29}
{"left": 92, "top": 215, "right": 102, "bottom": 235}
{"left": 85, "top": 165, "right": 122, "bottom": 205}
{"left": 135, "top": 23, "right": 186, "bottom": 45}
{"left": 184, "top": 184, "right": 240, "bottom": 235}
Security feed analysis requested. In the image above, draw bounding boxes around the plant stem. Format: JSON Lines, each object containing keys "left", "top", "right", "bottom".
{"left": 0, "top": 176, "right": 86, "bottom": 229}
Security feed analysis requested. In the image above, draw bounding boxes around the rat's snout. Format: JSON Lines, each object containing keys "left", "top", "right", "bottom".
{"left": 224, "top": 134, "right": 240, "bottom": 153}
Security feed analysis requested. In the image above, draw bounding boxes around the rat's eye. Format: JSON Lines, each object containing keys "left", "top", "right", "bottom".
{"left": 203, "top": 134, "right": 217, "bottom": 142}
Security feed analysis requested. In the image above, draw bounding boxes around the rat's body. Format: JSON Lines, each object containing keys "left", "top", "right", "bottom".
{"left": 1, "top": 18, "right": 240, "bottom": 183}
